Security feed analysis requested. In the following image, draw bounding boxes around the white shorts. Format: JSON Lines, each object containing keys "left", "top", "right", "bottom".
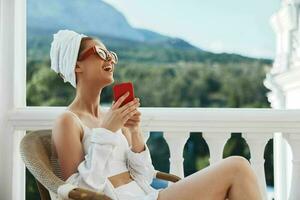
{"left": 114, "top": 180, "right": 161, "bottom": 200}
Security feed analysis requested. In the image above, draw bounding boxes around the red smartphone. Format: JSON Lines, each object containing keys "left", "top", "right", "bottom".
{"left": 113, "top": 82, "right": 135, "bottom": 107}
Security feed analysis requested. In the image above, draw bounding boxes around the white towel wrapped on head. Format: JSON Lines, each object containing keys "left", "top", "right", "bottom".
{"left": 50, "top": 29, "right": 87, "bottom": 88}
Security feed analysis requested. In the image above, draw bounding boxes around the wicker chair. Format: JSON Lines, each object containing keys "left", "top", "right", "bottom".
{"left": 20, "top": 130, "right": 181, "bottom": 200}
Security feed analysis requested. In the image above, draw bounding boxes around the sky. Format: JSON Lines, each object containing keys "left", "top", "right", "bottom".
{"left": 102, "top": 0, "right": 282, "bottom": 59}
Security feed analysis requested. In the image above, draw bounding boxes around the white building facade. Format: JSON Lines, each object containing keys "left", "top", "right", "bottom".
{"left": 265, "top": 0, "right": 300, "bottom": 199}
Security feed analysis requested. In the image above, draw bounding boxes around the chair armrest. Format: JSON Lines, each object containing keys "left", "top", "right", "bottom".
{"left": 155, "top": 171, "right": 181, "bottom": 183}
{"left": 68, "top": 188, "right": 112, "bottom": 200}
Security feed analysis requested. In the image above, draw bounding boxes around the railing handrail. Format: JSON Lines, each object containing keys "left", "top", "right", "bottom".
{"left": 7, "top": 106, "right": 300, "bottom": 133}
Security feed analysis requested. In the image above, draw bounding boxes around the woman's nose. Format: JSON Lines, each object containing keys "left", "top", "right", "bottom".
{"left": 107, "top": 57, "right": 114, "bottom": 65}
{"left": 107, "top": 53, "right": 116, "bottom": 64}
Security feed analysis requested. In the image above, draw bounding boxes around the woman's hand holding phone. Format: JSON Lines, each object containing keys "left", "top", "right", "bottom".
{"left": 123, "top": 102, "right": 141, "bottom": 132}
{"left": 100, "top": 92, "right": 140, "bottom": 133}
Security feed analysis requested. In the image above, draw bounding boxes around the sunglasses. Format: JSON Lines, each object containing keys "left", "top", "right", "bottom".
{"left": 77, "top": 45, "right": 118, "bottom": 64}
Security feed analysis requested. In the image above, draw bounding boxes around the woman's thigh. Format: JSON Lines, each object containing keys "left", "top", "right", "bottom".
{"left": 157, "top": 156, "right": 246, "bottom": 200}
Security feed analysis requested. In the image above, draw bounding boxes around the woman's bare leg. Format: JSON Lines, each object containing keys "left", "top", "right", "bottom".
{"left": 157, "top": 156, "right": 262, "bottom": 200}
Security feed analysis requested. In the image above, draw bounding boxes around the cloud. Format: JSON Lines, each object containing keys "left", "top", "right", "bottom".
{"left": 204, "top": 41, "right": 275, "bottom": 59}
{"left": 208, "top": 41, "right": 226, "bottom": 53}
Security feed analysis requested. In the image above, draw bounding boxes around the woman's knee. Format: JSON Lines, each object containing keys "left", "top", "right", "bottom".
{"left": 224, "top": 156, "right": 252, "bottom": 175}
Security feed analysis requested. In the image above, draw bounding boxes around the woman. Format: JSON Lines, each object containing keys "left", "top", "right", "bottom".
{"left": 50, "top": 30, "right": 263, "bottom": 200}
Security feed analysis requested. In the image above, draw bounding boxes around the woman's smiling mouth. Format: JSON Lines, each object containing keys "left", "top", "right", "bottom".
{"left": 103, "top": 65, "right": 113, "bottom": 72}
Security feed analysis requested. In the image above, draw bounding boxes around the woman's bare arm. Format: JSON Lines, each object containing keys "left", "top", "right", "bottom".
{"left": 121, "top": 127, "right": 132, "bottom": 146}
{"left": 52, "top": 112, "right": 84, "bottom": 181}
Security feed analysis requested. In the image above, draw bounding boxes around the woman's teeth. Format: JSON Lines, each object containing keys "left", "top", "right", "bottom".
{"left": 103, "top": 66, "right": 113, "bottom": 72}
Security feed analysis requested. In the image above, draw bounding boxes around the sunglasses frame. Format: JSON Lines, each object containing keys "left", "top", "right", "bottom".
{"left": 77, "top": 46, "right": 118, "bottom": 64}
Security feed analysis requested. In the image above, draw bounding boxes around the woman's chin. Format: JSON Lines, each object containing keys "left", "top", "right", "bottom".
{"left": 109, "top": 77, "right": 114, "bottom": 84}
{"left": 103, "top": 77, "right": 114, "bottom": 86}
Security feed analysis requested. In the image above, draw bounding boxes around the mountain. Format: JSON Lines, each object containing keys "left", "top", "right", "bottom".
{"left": 27, "top": 0, "right": 198, "bottom": 50}
{"left": 27, "top": 0, "right": 142, "bottom": 40}
{"left": 26, "top": 0, "right": 273, "bottom": 64}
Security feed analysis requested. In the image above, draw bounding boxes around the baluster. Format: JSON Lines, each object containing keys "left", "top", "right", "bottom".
{"left": 141, "top": 118, "right": 152, "bottom": 142}
{"left": 284, "top": 133, "right": 300, "bottom": 200}
{"left": 141, "top": 128, "right": 150, "bottom": 142}
{"left": 274, "top": 132, "right": 288, "bottom": 200}
{"left": 164, "top": 131, "right": 190, "bottom": 179}
{"left": 202, "top": 132, "right": 230, "bottom": 165}
{"left": 244, "top": 132, "right": 271, "bottom": 200}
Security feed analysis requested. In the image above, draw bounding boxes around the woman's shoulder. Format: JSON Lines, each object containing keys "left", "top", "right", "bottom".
{"left": 55, "top": 110, "right": 80, "bottom": 127}
{"left": 52, "top": 110, "right": 83, "bottom": 140}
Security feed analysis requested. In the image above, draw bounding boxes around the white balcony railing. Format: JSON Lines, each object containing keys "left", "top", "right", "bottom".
{"left": 6, "top": 106, "right": 300, "bottom": 200}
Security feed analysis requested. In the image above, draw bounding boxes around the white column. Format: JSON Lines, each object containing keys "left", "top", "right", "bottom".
{"left": 202, "top": 132, "right": 230, "bottom": 165}
{"left": 164, "top": 131, "right": 190, "bottom": 179}
{"left": 12, "top": 130, "right": 26, "bottom": 200}
{"left": 270, "top": 2, "right": 297, "bottom": 73}
{"left": 264, "top": 73, "right": 286, "bottom": 109}
{"left": 284, "top": 133, "right": 300, "bottom": 200}
{"left": 270, "top": 13, "right": 286, "bottom": 73}
{"left": 0, "top": 0, "right": 15, "bottom": 199}
{"left": 244, "top": 132, "right": 271, "bottom": 200}
{"left": 0, "top": 0, "right": 26, "bottom": 199}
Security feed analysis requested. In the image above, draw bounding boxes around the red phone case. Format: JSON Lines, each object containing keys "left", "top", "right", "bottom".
{"left": 113, "top": 82, "right": 135, "bottom": 107}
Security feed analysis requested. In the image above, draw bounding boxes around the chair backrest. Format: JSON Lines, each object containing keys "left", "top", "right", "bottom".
{"left": 20, "top": 130, "right": 65, "bottom": 197}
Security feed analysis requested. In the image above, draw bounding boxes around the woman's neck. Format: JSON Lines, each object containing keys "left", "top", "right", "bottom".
{"left": 71, "top": 85, "right": 103, "bottom": 118}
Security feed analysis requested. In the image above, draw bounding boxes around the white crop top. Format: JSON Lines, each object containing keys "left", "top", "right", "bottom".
{"left": 66, "top": 109, "right": 129, "bottom": 177}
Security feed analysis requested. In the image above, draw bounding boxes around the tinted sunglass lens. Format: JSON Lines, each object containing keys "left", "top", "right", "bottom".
{"left": 111, "top": 52, "right": 118, "bottom": 63}
{"left": 97, "top": 49, "right": 107, "bottom": 60}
